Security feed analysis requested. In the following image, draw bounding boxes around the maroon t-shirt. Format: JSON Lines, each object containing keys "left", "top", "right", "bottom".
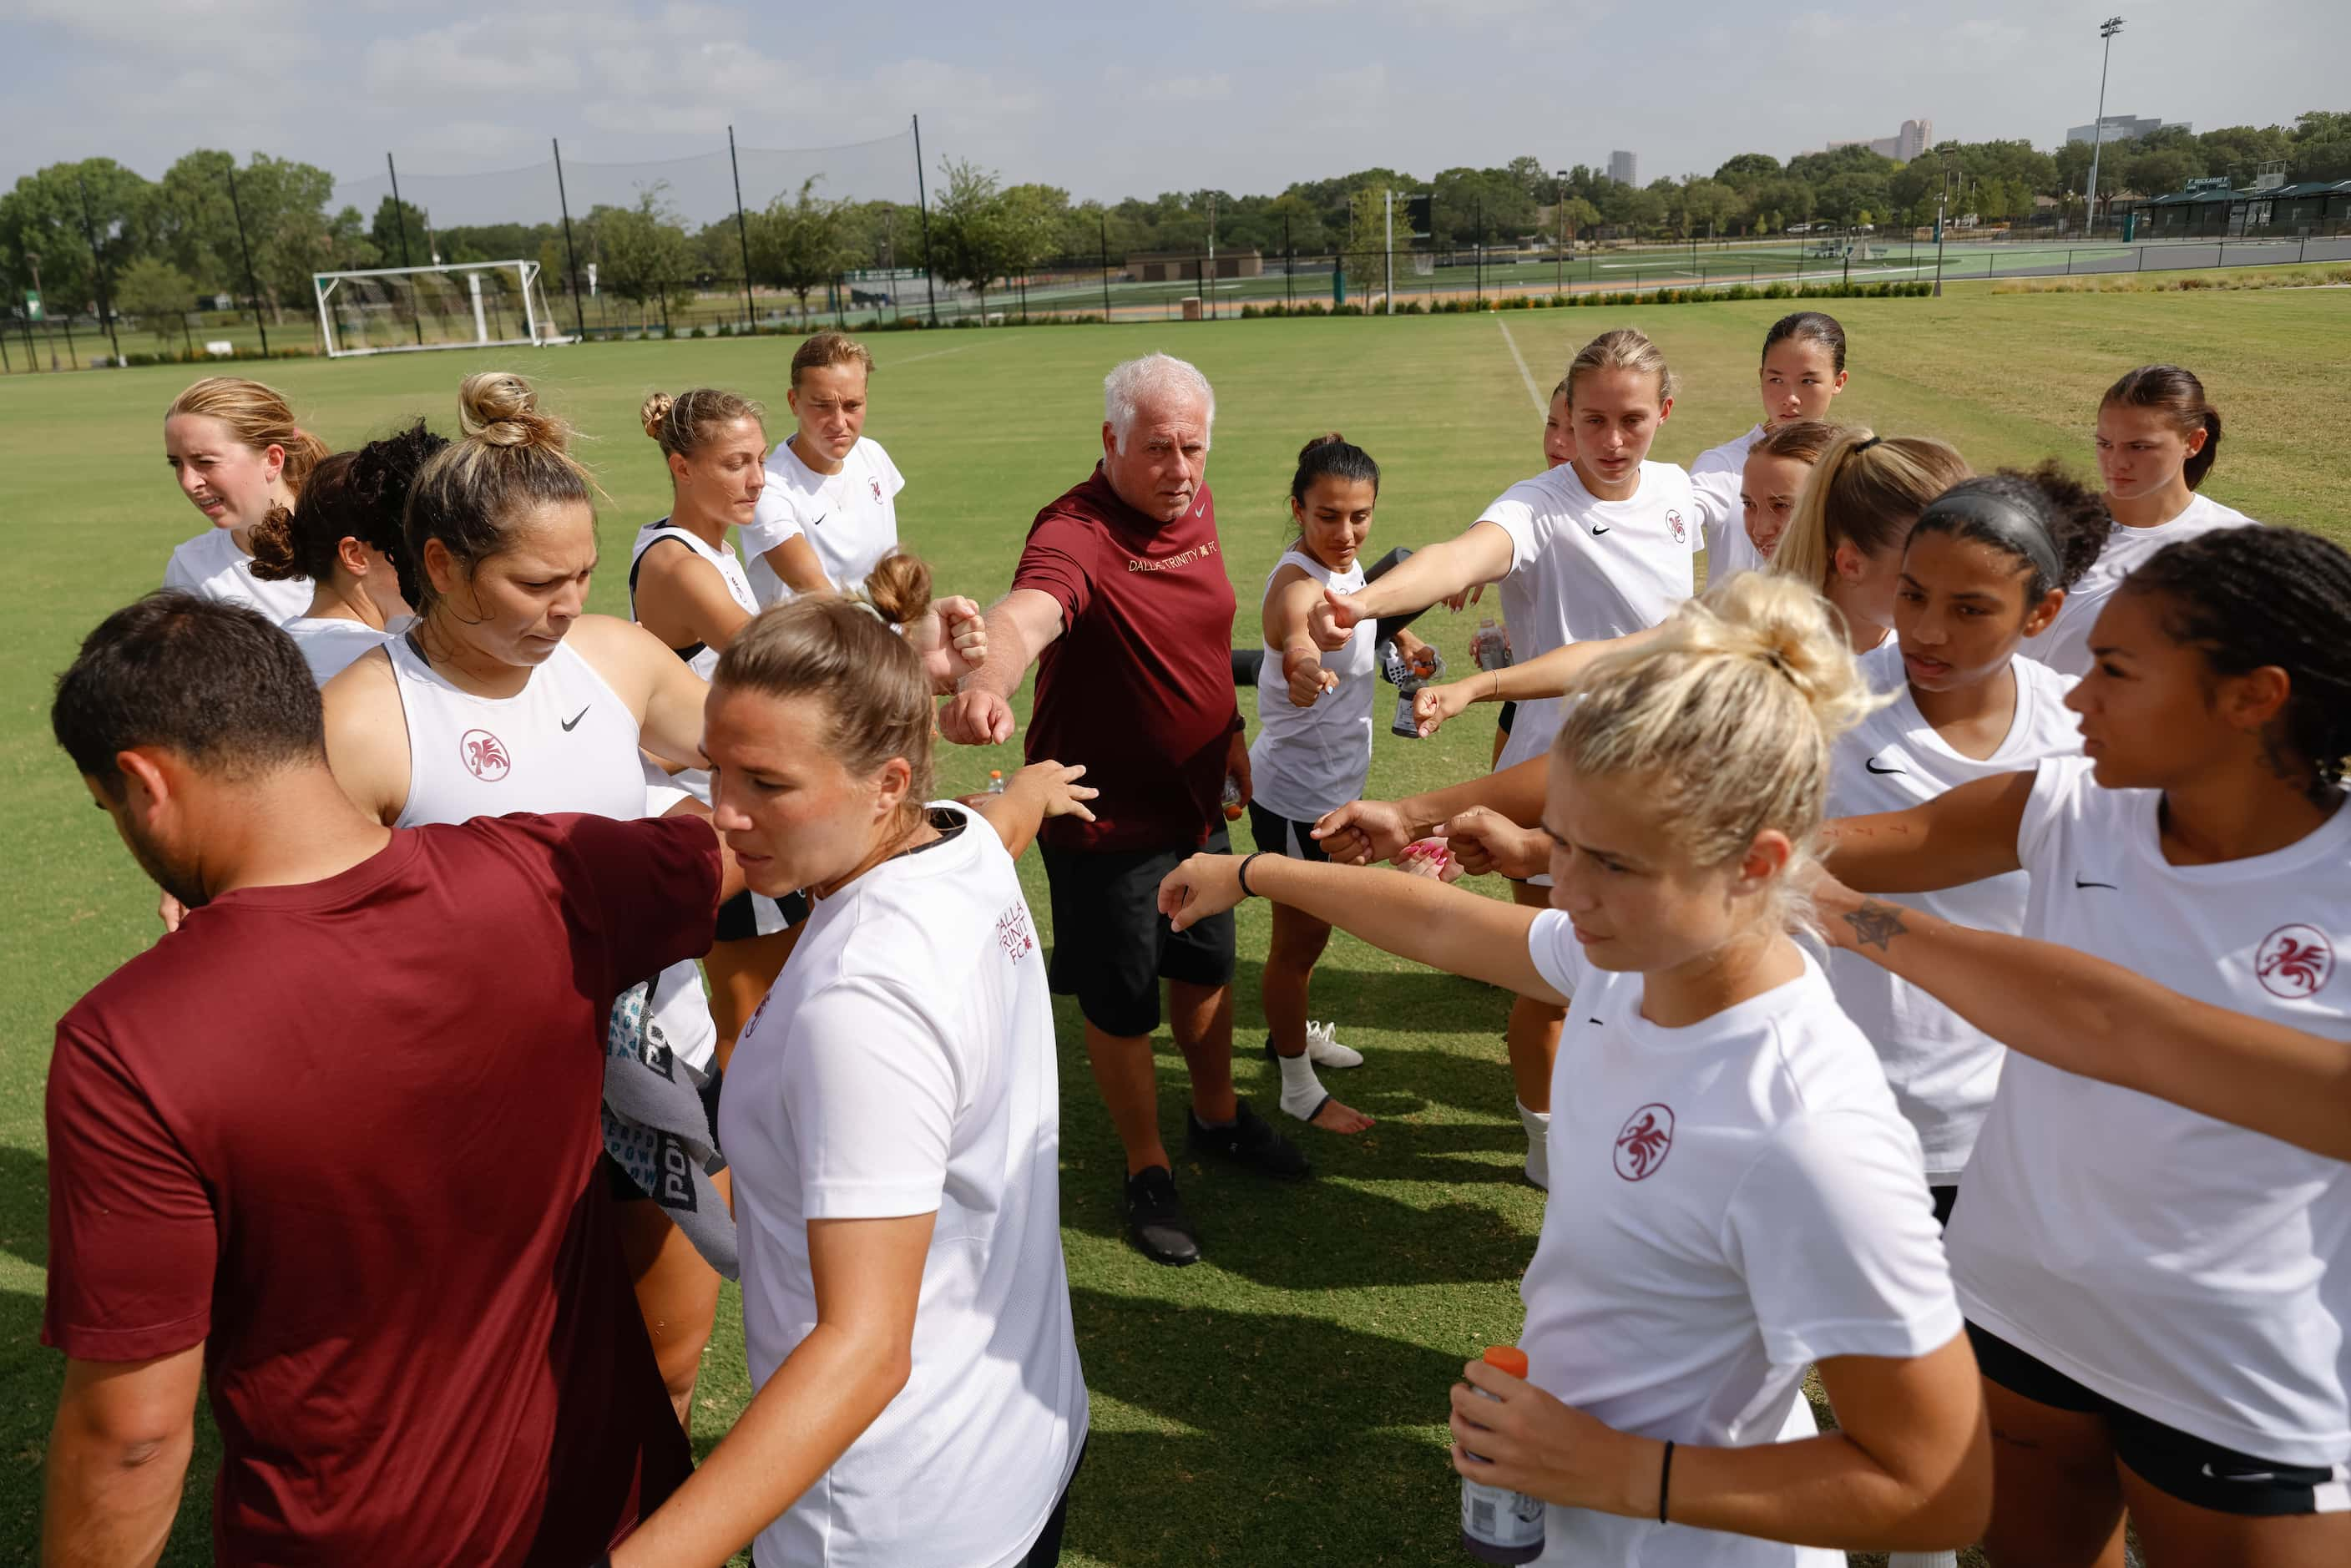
{"left": 1014, "top": 464, "right": 1242, "bottom": 853}
{"left": 43, "top": 812, "right": 720, "bottom": 1567}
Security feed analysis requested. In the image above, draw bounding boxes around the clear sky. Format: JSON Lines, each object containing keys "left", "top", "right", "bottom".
{"left": 8, "top": 0, "right": 2344, "bottom": 210}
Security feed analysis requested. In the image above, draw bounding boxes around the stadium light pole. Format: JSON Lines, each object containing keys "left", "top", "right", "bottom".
{"left": 2086, "top": 17, "right": 2125, "bottom": 238}
{"left": 387, "top": 154, "right": 423, "bottom": 346}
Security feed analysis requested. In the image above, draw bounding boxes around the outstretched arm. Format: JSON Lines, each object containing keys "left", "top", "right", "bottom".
{"left": 1158, "top": 852, "right": 1564, "bottom": 1004}
{"left": 1815, "top": 875, "right": 2351, "bottom": 1162}
{"left": 1412, "top": 625, "right": 1662, "bottom": 736}
{"left": 1307, "top": 523, "right": 1514, "bottom": 649}
{"left": 962, "top": 761, "right": 1098, "bottom": 862}
{"left": 759, "top": 535, "right": 832, "bottom": 598}
{"left": 1821, "top": 772, "right": 2033, "bottom": 894}
{"left": 1312, "top": 756, "right": 1550, "bottom": 865}
{"left": 939, "top": 589, "right": 1064, "bottom": 746}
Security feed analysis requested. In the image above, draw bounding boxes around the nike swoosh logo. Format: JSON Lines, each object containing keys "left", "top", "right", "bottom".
{"left": 2201, "top": 1462, "right": 2278, "bottom": 1482}
{"left": 809, "top": 513, "right": 827, "bottom": 527}
{"left": 1590, "top": 526, "right": 1610, "bottom": 536}
{"left": 2074, "top": 876, "right": 2118, "bottom": 890}
{"left": 560, "top": 707, "right": 590, "bottom": 732}
{"left": 1865, "top": 758, "right": 1904, "bottom": 775}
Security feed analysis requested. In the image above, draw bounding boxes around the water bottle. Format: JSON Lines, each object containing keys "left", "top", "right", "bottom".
{"left": 987, "top": 770, "right": 1006, "bottom": 795}
{"left": 1460, "top": 1345, "right": 1545, "bottom": 1564}
{"left": 1473, "top": 618, "right": 1514, "bottom": 673}
{"left": 1392, "top": 665, "right": 1425, "bottom": 739}
{"left": 1221, "top": 776, "right": 1245, "bottom": 822}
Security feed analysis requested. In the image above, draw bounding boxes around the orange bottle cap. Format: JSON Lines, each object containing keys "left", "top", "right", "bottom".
{"left": 1483, "top": 1345, "right": 1529, "bottom": 1378}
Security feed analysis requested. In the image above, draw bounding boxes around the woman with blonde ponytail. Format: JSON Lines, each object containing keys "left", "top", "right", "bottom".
{"left": 1162, "top": 573, "right": 1989, "bottom": 1565}
{"left": 160, "top": 375, "right": 334, "bottom": 621}
{"left": 1770, "top": 428, "right": 1969, "bottom": 653}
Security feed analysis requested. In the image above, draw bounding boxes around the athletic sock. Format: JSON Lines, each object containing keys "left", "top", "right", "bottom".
{"left": 1519, "top": 1100, "right": 1552, "bottom": 1190}
{"left": 1887, "top": 1554, "right": 1959, "bottom": 1568}
{"left": 1276, "top": 1050, "right": 1330, "bottom": 1123}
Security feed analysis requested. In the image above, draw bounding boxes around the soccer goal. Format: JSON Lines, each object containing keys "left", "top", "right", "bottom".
{"left": 313, "top": 260, "right": 570, "bottom": 358}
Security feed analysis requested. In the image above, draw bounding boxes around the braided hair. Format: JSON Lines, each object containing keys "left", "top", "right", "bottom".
{"left": 2122, "top": 526, "right": 2351, "bottom": 803}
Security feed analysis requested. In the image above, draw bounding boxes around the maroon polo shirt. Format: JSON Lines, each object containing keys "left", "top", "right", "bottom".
{"left": 43, "top": 812, "right": 720, "bottom": 1566}
{"left": 1014, "top": 463, "right": 1242, "bottom": 854}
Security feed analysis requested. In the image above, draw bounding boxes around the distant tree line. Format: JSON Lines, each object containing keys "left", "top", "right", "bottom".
{"left": 6, "top": 114, "right": 2344, "bottom": 332}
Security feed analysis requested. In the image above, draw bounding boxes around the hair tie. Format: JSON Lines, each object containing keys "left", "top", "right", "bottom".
{"left": 1850, "top": 435, "right": 1884, "bottom": 454}
{"left": 849, "top": 599, "right": 889, "bottom": 624}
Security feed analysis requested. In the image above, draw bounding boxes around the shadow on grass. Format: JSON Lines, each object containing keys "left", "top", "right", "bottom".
{"left": 1062, "top": 1287, "right": 1467, "bottom": 1565}
{"left": 1225, "top": 958, "right": 1511, "bottom": 1040}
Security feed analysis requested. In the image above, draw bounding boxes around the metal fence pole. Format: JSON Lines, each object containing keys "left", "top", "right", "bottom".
{"left": 1100, "top": 213, "right": 1113, "bottom": 320}
{"left": 553, "top": 139, "right": 588, "bottom": 339}
{"left": 912, "top": 115, "right": 938, "bottom": 326}
{"left": 222, "top": 162, "right": 270, "bottom": 357}
{"left": 1285, "top": 215, "right": 1293, "bottom": 307}
{"left": 387, "top": 153, "right": 422, "bottom": 345}
{"left": 729, "top": 126, "right": 756, "bottom": 332}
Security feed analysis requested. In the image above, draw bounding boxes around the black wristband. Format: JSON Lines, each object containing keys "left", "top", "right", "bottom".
{"left": 1237, "top": 850, "right": 1267, "bottom": 898}
{"left": 1657, "top": 1439, "right": 1675, "bottom": 1525}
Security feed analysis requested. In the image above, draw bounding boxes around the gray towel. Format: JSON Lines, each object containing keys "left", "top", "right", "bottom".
{"left": 601, "top": 980, "right": 737, "bottom": 1279}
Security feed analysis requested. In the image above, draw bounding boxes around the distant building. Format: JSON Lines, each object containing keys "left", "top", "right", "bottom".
{"left": 1824, "top": 119, "right": 1933, "bottom": 161}
{"left": 1125, "top": 250, "right": 1263, "bottom": 283}
{"left": 1608, "top": 150, "right": 1638, "bottom": 186}
{"left": 2066, "top": 114, "right": 2191, "bottom": 145}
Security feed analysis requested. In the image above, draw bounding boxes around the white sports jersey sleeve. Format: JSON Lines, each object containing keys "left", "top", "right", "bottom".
{"left": 1725, "top": 1111, "right": 1965, "bottom": 1365}
{"left": 1480, "top": 483, "right": 1547, "bottom": 575}
{"left": 741, "top": 481, "right": 808, "bottom": 557}
{"left": 1526, "top": 908, "right": 1592, "bottom": 1001}
{"left": 781, "top": 979, "right": 957, "bottom": 1220}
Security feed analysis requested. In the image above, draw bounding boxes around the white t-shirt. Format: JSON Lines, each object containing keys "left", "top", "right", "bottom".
{"left": 1823, "top": 641, "right": 2081, "bottom": 1181}
{"left": 1946, "top": 758, "right": 2351, "bottom": 1467}
{"left": 282, "top": 616, "right": 392, "bottom": 685}
{"left": 741, "top": 435, "right": 906, "bottom": 606}
{"left": 1483, "top": 459, "right": 1700, "bottom": 775}
{"left": 162, "top": 528, "right": 315, "bottom": 624}
{"left": 1521, "top": 920, "right": 1963, "bottom": 1568}
{"left": 1689, "top": 424, "right": 1765, "bottom": 566}
{"left": 2024, "top": 492, "right": 2255, "bottom": 676}
{"left": 1249, "top": 549, "right": 1375, "bottom": 822}
{"left": 722, "top": 803, "right": 1087, "bottom": 1568}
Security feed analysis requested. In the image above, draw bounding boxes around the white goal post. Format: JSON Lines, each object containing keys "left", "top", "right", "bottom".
{"left": 313, "top": 260, "right": 571, "bottom": 358}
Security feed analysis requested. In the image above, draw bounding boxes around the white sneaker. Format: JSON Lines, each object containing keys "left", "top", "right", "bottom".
{"left": 1303, "top": 1020, "right": 1363, "bottom": 1069}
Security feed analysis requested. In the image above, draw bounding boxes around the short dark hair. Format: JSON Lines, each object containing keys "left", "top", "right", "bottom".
{"left": 1762, "top": 310, "right": 1847, "bottom": 376}
{"left": 53, "top": 593, "right": 326, "bottom": 791}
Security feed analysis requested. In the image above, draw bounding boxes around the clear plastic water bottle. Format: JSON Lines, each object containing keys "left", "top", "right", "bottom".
{"left": 1221, "top": 776, "right": 1245, "bottom": 822}
{"left": 1472, "top": 619, "right": 1514, "bottom": 673}
{"left": 1460, "top": 1345, "right": 1545, "bottom": 1564}
{"left": 987, "top": 770, "right": 1006, "bottom": 794}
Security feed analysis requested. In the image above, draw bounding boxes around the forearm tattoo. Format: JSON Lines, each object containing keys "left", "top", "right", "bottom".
{"left": 1842, "top": 898, "right": 1909, "bottom": 953}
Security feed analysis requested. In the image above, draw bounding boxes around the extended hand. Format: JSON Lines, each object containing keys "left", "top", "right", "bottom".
{"left": 937, "top": 594, "right": 988, "bottom": 670}
{"left": 1413, "top": 680, "right": 1475, "bottom": 737}
{"left": 1011, "top": 760, "right": 1099, "bottom": 823}
{"left": 1443, "top": 807, "right": 1550, "bottom": 880}
{"left": 1308, "top": 586, "right": 1371, "bottom": 652}
{"left": 1284, "top": 649, "right": 1337, "bottom": 709}
{"left": 939, "top": 686, "right": 1015, "bottom": 746}
{"left": 1311, "top": 798, "right": 1413, "bottom": 866}
{"left": 1157, "top": 852, "right": 1246, "bottom": 933}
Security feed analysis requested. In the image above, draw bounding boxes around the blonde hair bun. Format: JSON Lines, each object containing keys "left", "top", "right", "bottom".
{"left": 1693, "top": 570, "right": 1880, "bottom": 744}
{"left": 458, "top": 372, "right": 566, "bottom": 453}
{"left": 640, "top": 390, "right": 675, "bottom": 442}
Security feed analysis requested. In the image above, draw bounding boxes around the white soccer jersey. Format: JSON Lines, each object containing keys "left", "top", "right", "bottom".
{"left": 1945, "top": 757, "right": 2351, "bottom": 1466}
{"left": 162, "top": 528, "right": 315, "bottom": 624}
{"left": 1823, "top": 641, "right": 2081, "bottom": 1181}
{"left": 1249, "top": 549, "right": 1375, "bottom": 822}
{"left": 1484, "top": 459, "right": 1700, "bottom": 775}
{"left": 1521, "top": 921, "right": 1961, "bottom": 1567}
{"left": 629, "top": 518, "right": 757, "bottom": 809}
{"left": 2024, "top": 492, "right": 2255, "bottom": 677}
{"left": 282, "top": 616, "right": 392, "bottom": 686}
{"left": 723, "top": 803, "right": 1087, "bottom": 1568}
{"left": 1689, "top": 423, "right": 1765, "bottom": 564}
{"left": 387, "top": 633, "right": 717, "bottom": 1072}
{"left": 741, "top": 435, "right": 905, "bottom": 606}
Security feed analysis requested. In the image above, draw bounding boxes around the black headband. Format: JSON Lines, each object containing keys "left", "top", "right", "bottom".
{"left": 1850, "top": 434, "right": 1884, "bottom": 453}
{"left": 1915, "top": 488, "right": 2062, "bottom": 587}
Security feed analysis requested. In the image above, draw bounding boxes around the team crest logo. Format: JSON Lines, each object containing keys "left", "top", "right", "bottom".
{"left": 996, "top": 903, "right": 1036, "bottom": 963}
{"left": 1613, "top": 1103, "right": 1675, "bottom": 1181}
{"left": 1666, "top": 509, "right": 1686, "bottom": 544}
{"left": 2255, "top": 924, "right": 2333, "bottom": 999}
{"left": 460, "top": 728, "right": 511, "bottom": 781}
{"left": 869, "top": 476, "right": 883, "bottom": 503}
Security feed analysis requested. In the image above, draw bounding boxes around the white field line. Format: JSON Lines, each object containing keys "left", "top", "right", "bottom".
{"left": 1494, "top": 316, "right": 1545, "bottom": 416}
{"left": 888, "top": 340, "right": 991, "bottom": 367}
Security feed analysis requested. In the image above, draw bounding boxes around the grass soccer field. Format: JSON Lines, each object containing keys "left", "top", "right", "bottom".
{"left": 2, "top": 291, "right": 2345, "bottom": 1564}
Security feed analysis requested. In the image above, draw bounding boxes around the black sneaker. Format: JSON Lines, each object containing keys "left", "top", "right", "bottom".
{"left": 1124, "top": 1166, "right": 1201, "bottom": 1267}
{"left": 1186, "top": 1100, "right": 1312, "bottom": 1180}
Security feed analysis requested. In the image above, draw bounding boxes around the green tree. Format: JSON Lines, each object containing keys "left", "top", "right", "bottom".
{"left": 926, "top": 159, "right": 1014, "bottom": 319}
{"left": 749, "top": 176, "right": 852, "bottom": 321}
{"left": 593, "top": 185, "right": 695, "bottom": 326}
{"left": 1712, "top": 153, "right": 1782, "bottom": 192}
{"left": 0, "top": 158, "right": 157, "bottom": 316}
{"left": 371, "top": 195, "right": 429, "bottom": 267}
{"left": 114, "top": 255, "right": 197, "bottom": 346}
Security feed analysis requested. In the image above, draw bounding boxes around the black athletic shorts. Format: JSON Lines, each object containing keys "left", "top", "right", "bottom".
{"left": 1967, "top": 1322, "right": 2351, "bottom": 1516}
{"left": 1247, "top": 801, "right": 1331, "bottom": 864}
{"left": 713, "top": 887, "right": 811, "bottom": 943}
{"left": 1041, "top": 827, "right": 1237, "bottom": 1038}
{"left": 1497, "top": 700, "right": 1518, "bottom": 736}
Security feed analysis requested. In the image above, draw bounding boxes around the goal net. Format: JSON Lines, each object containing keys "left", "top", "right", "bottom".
{"left": 313, "top": 260, "right": 569, "bottom": 358}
